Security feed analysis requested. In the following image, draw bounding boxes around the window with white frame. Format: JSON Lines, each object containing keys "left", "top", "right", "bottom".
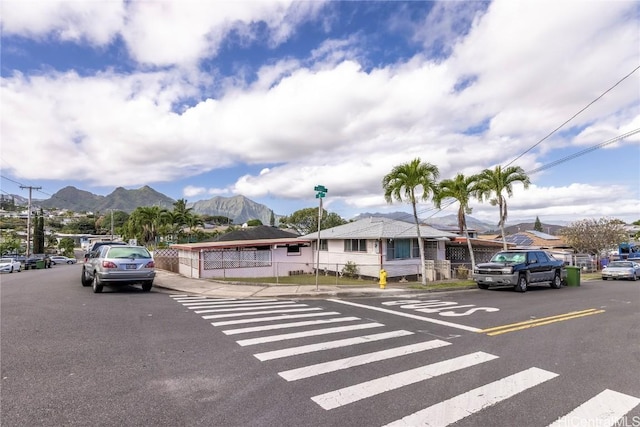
{"left": 344, "top": 239, "right": 367, "bottom": 252}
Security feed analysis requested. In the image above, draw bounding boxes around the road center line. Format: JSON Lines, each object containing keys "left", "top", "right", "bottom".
{"left": 481, "top": 309, "right": 605, "bottom": 336}
{"left": 327, "top": 299, "right": 481, "bottom": 332}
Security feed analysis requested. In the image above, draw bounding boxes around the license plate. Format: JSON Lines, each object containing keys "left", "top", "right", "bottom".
{"left": 126, "top": 264, "right": 137, "bottom": 270}
{"left": 485, "top": 277, "right": 493, "bottom": 282}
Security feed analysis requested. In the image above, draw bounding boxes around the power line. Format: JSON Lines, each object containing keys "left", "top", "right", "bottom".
{"left": 505, "top": 64, "right": 640, "bottom": 168}
{"left": 526, "top": 128, "right": 640, "bottom": 175}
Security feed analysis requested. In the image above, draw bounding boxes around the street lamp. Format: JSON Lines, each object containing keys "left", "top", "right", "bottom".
{"left": 314, "top": 185, "right": 327, "bottom": 291}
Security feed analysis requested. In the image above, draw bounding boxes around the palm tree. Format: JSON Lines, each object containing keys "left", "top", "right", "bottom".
{"left": 127, "top": 206, "right": 170, "bottom": 246}
{"left": 477, "top": 165, "right": 531, "bottom": 250}
{"left": 382, "top": 158, "right": 440, "bottom": 286}
{"left": 433, "top": 173, "right": 481, "bottom": 270}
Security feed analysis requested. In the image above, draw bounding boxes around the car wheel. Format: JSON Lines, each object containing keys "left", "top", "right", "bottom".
{"left": 81, "top": 268, "right": 92, "bottom": 287}
{"left": 550, "top": 271, "right": 562, "bottom": 289}
{"left": 92, "top": 275, "right": 103, "bottom": 293}
{"left": 67, "top": 261, "right": 73, "bottom": 264}
{"left": 602, "top": 277, "right": 607, "bottom": 280}
{"left": 477, "top": 283, "right": 489, "bottom": 290}
{"left": 515, "top": 274, "right": 528, "bottom": 293}
{"left": 9, "top": 267, "right": 13, "bottom": 273}
{"left": 141, "top": 281, "right": 153, "bottom": 292}
{"left": 632, "top": 273, "right": 637, "bottom": 282}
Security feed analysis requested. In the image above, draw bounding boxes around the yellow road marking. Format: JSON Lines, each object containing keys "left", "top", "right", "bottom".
{"left": 480, "top": 309, "right": 606, "bottom": 336}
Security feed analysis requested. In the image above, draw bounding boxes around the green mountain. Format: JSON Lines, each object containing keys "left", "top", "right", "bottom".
{"left": 188, "top": 195, "right": 278, "bottom": 225}
{"left": 38, "top": 185, "right": 175, "bottom": 213}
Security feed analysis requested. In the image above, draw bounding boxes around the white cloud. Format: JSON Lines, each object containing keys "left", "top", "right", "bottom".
{"left": 1, "top": 0, "right": 639, "bottom": 224}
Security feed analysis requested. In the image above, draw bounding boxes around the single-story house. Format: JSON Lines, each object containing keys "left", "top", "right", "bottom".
{"left": 171, "top": 226, "right": 313, "bottom": 279}
{"left": 301, "top": 216, "right": 459, "bottom": 281}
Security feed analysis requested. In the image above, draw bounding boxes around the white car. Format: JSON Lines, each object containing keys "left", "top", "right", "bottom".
{"left": 0, "top": 257, "right": 22, "bottom": 273}
{"left": 50, "top": 255, "right": 77, "bottom": 265}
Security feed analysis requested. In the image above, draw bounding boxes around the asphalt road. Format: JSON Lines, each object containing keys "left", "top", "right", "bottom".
{"left": 2, "top": 266, "right": 639, "bottom": 426}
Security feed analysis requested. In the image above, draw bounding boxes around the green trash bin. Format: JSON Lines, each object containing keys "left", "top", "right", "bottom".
{"left": 35, "top": 260, "right": 45, "bottom": 269}
{"left": 565, "top": 266, "right": 581, "bottom": 287}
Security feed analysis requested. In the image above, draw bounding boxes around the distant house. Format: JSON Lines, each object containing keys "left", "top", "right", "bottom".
{"left": 171, "top": 226, "right": 312, "bottom": 279}
{"left": 301, "top": 217, "right": 458, "bottom": 281}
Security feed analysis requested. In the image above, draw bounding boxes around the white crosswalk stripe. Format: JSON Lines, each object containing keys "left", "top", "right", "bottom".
{"left": 211, "top": 311, "right": 342, "bottom": 326}
{"left": 222, "top": 316, "right": 360, "bottom": 335}
{"left": 312, "top": 351, "right": 499, "bottom": 410}
{"left": 279, "top": 339, "right": 451, "bottom": 381}
{"left": 202, "top": 307, "right": 323, "bottom": 319}
{"left": 254, "top": 330, "right": 415, "bottom": 361}
{"left": 237, "top": 322, "right": 385, "bottom": 346}
{"left": 384, "top": 367, "right": 558, "bottom": 426}
{"left": 548, "top": 389, "right": 640, "bottom": 427}
{"left": 169, "top": 295, "right": 640, "bottom": 426}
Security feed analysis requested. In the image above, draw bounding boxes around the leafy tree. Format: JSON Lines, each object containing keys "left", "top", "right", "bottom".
{"left": 279, "top": 208, "right": 346, "bottom": 235}
{"left": 123, "top": 206, "right": 170, "bottom": 246}
{"left": 433, "top": 173, "right": 481, "bottom": 270}
{"left": 269, "top": 210, "right": 275, "bottom": 226}
{"left": 246, "top": 219, "right": 263, "bottom": 226}
{"left": 477, "top": 165, "right": 531, "bottom": 250}
{"left": 58, "top": 237, "right": 76, "bottom": 257}
{"left": 0, "top": 231, "right": 21, "bottom": 255}
{"left": 534, "top": 216, "right": 543, "bottom": 232}
{"left": 63, "top": 217, "right": 97, "bottom": 234}
{"left": 560, "top": 217, "right": 628, "bottom": 256}
{"left": 95, "top": 211, "right": 129, "bottom": 235}
{"left": 33, "top": 210, "right": 45, "bottom": 253}
{"left": 383, "top": 158, "right": 440, "bottom": 286}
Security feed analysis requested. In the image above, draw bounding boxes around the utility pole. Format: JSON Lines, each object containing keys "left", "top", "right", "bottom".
{"left": 20, "top": 186, "right": 42, "bottom": 258}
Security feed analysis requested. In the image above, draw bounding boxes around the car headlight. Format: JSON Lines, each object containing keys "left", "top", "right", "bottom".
{"left": 500, "top": 267, "right": 513, "bottom": 274}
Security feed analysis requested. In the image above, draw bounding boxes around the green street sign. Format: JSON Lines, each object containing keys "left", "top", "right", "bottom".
{"left": 315, "top": 192, "right": 326, "bottom": 198}
{"left": 314, "top": 185, "right": 328, "bottom": 193}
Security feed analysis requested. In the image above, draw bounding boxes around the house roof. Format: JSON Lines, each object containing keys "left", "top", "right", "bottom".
{"left": 214, "top": 225, "right": 299, "bottom": 242}
{"left": 301, "top": 216, "right": 458, "bottom": 240}
{"left": 171, "top": 237, "right": 311, "bottom": 251}
{"left": 504, "top": 230, "right": 570, "bottom": 249}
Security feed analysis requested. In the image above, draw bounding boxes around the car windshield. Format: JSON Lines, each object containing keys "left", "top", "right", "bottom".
{"left": 608, "top": 261, "right": 633, "bottom": 268}
{"left": 0, "top": 258, "right": 12, "bottom": 263}
{"left": 490, "top": 252, "right": 526, "bottom": 263}
{"left": 107, "top": 247, "right": 151, "bottom": 259}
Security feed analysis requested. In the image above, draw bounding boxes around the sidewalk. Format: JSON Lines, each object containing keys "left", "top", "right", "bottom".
{"left": 153, "top": 269, "right": 476, "bottom": 298}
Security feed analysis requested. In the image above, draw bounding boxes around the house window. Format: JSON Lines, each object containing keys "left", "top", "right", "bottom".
{"left": 386, "top": 239, "right": 417, "bottom": 259}
{"left": 344, "top": 239, "right": 367, "bottom": 252}
{"left": 425, "top": 241, "right": 438, "bottom": 260}
{"left": 287, "top": 245, "right": 301, "bottom": 256}
{"left": 319, "top": 239, "right": 328, "bottom": 251}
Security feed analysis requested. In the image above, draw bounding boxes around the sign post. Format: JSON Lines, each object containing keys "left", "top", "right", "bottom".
{"left": 314, "top": 185, "right": 327, "bottom": 291}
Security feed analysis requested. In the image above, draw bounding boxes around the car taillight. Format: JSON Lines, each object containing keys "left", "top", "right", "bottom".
{"left": 145, "top": 261, "right": 155, "bottom": 268}
{"left": 102, "top": 261, "right": 118, "bottom": 268}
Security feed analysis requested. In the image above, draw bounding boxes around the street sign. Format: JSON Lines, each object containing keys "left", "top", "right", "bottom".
{"left": 314, "top": 185, "right": 327, "bottom": 198}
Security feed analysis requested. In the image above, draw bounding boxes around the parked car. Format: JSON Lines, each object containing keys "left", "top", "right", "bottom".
{"left": 81, "top": 245, "right": 155, "bottom": 293}
{"left": 473, "top": 249, "right": 566, "bottom": 292}
{"left": 25, "top": 254, "right": 52, "bottom": 269}
{"left": 84, "top": 241, "right": 127, "bottom": 262}
{"left": 601, "top": 261, "right": 640, "bottom": 281}
{"left": 0, "top": 257, "right": 22, "bottom": 273}
{"left": 50, "top": 255, "right": 77, "bottom": 265}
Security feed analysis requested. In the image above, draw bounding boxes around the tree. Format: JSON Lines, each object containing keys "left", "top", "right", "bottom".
{"left": 534, "top": 216, "right": 543, "bottom": 232}
{"left": 279, "top": 208, "right": 347, "bottom": 235}
{"left": 477, "top": 165, "right": 531, "bottom": 250}
{"left": 0, "top": 231, "right": 21, "bottom": 255}
{"left": 433, "top": 173, "right": 481, "bottom": 270}
{"left": 246, "top": 219, "right": 263, "bottom": 226}
{"left": 560, "top": 217, "right": 627, "bottom": 256}
{"left": 58, "top": 237, "right": 76, "bottom": 257}
{"left": 124, "top": 206, "right": 170, "bottom": 246}
{"left": 382, "top": 158, "right": 440, "bottom": 286}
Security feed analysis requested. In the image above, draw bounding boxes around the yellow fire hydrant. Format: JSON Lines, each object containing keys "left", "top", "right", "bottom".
{"left": 379, "top": 269, "right": 387, "bottom": 289}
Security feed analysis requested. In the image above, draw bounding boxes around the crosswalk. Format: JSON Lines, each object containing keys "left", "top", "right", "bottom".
{"left": 170, "top": 295, "right": 640, "bottom": 426}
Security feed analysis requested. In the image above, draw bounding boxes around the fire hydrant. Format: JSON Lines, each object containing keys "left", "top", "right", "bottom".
{"left": 379, "top": 269, "right": 387, "bottom": 289}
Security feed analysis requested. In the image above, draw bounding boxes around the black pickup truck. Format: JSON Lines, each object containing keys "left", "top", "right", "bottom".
{"left": 472, "top": 249, "right": 566, "bottom": 293}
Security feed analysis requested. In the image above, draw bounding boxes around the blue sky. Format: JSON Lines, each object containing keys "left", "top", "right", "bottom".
{"left": 1, "top": 0, "right": 639, "bottom": 224}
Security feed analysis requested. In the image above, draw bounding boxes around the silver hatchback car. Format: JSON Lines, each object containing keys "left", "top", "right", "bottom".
{"left": 81, "top": 245, "right": 155, "bottom": 293}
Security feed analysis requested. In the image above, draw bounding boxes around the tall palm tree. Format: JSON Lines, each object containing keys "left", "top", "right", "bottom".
{"left": 477, "top": 165, "right": 531, "bottom": 250}
{"left": 382, "top": 158, "right": 440, "bottom": 286}
{"left": 128, "top": 206, "right": 170, "bottom": 246}
{"left": 433, "top": 173, "right": 481, "bottom": 270}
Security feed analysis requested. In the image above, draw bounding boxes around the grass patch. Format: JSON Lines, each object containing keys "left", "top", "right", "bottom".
{"left": 408, "top": 280, "right": 476, "bottom": 290}
{"left": 218, "top": 275, "right": 380, "bottom": 286}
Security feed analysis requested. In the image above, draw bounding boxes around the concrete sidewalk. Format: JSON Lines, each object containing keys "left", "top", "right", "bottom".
{"left": 153, "top": 269, "right": 476, "bottom": 298}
